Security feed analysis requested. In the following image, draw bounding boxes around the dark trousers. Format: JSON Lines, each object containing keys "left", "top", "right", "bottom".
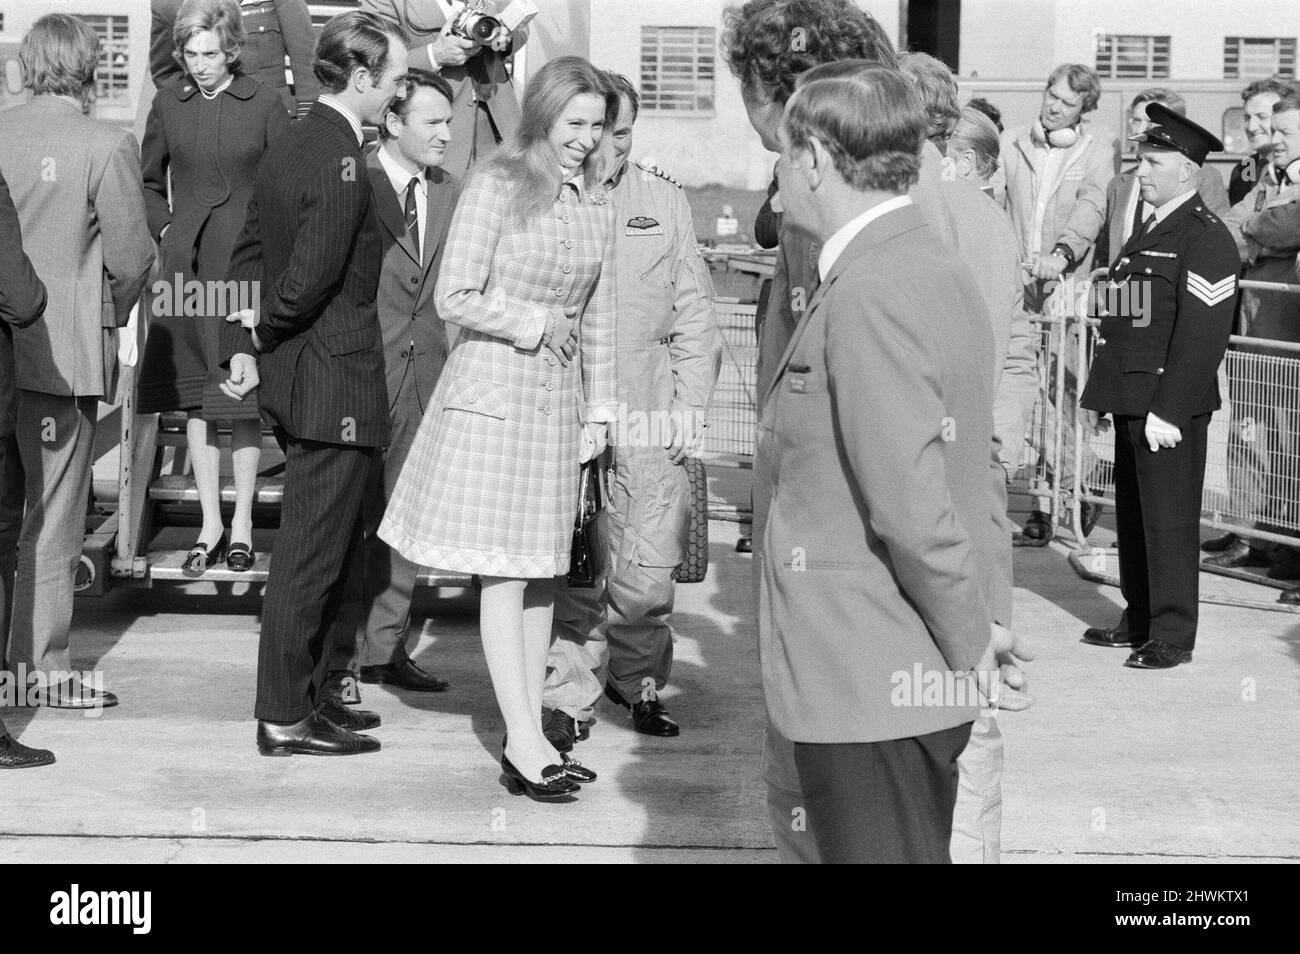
{"left": 255, "top": 429, "right": 375, "bottom": 722}
{"left": 0, "top": 429, "right": 20, "bottom": 663}
{"left": 1113, "top": 413, "right": 1209, "bottom": 651}
{"left": 793, "top": 722, "right": 972, "bottom": 864}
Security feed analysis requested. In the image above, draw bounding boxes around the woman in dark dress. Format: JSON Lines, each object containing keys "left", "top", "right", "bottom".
{"left": 138, "top": 0, "right": 290, "bottom": 575}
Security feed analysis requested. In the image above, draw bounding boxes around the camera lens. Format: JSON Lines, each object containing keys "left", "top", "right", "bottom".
{"left": 470, "top": 14, "right": 500, "bottom": 43}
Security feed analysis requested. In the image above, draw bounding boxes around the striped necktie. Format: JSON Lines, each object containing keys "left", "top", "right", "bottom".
{"left": 404, "top": 176, "right": 420, "bottom": 261}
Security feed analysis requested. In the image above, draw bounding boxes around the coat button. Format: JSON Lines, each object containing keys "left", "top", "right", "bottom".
{"left": 554, "top": 288, "right": 563, "bottom": 296}
{"left": 545, "top": 382, "right": 553, "bottom": 390}
{"left": 1145, "top": 267, "right": 1152, "bottom": 274}
{"left": 543, "top": 405, "right": 552, "bottom": 415}
{"left": 1120, "top": 258, "right": 1130, "bottom": 265}
{"left": 1097, "top": 337, "right": 1106, "bottom": 345}
{"left": 410, "top": 276, "right": 419, "bottom": 284}
{"left": 1157, "top": 368, "right": 1165, "bottom": 374}
{"left": 400, "top": 349, "right": 409, "bottom": 358}
{"left": 562, "top": 265, "right": 572, "bottom": 273}
{"left": 468, "top": 395, "right": 477, "bottom": 404}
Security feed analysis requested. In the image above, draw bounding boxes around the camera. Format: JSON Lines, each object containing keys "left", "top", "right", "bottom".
{"left": 447, "top": 1, "right": 502, "bottom": 45}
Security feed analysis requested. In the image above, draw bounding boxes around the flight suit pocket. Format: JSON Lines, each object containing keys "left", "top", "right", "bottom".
{"left": 612, "top": 452, "right": 688, "bottom": 568}
{"left": 443, "top": 377, "right": 509, "bottom": 420}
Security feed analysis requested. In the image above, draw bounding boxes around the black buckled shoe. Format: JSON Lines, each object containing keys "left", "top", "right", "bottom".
{"left": 0, "top": 732, "right": 55, "bottom": 769}
{"left": 256, "top": 711, "right": 380, "bottom": 756}
{"left": 541, "top": 707, "right": 578, "bottom": 753}
{"left": 499, "top": 755, "right": 579, "bottom": 801}
{"left": 1081, "top": 625, "right": 1144, "bottom": 648}
{"left": 182, "top": 534, "right": 227, "bottom": 578}
{"left": 360, "top": 659, "right": 449, "bottom": 692}
{"left": 1123, "top": 639, "right": 1192, "bottom": 670}
{"left": 317, "top": 698, "right": 380, "bottom": 731}
{"left": 560, "top": 752, "right": 597, "bottom": 783}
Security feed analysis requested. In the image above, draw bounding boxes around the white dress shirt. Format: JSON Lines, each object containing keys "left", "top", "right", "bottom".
{"left": 377, "top": 144, "right": 428, "bottom": 255}
{"left": 817, "top": 194, "right": 912, "bottom": 280}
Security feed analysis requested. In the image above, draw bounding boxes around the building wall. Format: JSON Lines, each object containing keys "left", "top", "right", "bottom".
{"left": 0, "top": 0, "right": 150, "bottom": 127}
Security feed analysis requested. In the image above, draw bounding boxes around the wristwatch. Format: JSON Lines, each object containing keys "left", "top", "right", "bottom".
{"left": 1051, "top": 243, "right": 1076, "bottom": 267}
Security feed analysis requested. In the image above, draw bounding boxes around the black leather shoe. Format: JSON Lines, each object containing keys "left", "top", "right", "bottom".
{"left": 604, "top": 682, "right": 681, "bottom": 737}
{"left": 360, "top": 659, "right": 449, "bottom": 692}
{"left": 1279, "top": 585, "right": 1300, "bottom": 605}
{"left": 541, "top": 707, "right": 577, "bottom": 753}
{"left": 1201, "top": 532, "right": 1238, "bottom": 553}
{"left": 1202, "top": 540, "right": 1270, "bottom": 569}
{"left": 42, "top": 677, "right": 118, "bottom": 710}
{"left": 735, "top": 536, "right": 753, "bottom": 554}
{"left": 318, "top": 698, "right": 380, "bottom": 731}
{"left": 1267, "top": 549, "right": 1300, "bottom": 580}
{"left": 1123, "top": 639, "right": 1192, "bottom": 669}
{"left": 1013, "top": 510, "right": 1052, "bottom": 547}
{"left": 499, "top": 754, "right": 579, "bottom": 801}
{"left": 1081, "top": 625, "right": 1144, "bottom": 648}
{"left": 560, "top": 752, "right": 596, "bottom": 783}
{"left": 320, "top": 669, "right": 361, "bottom": 706}
{"left": 257, "top": 712, "right": 380, "bottom": 756}
{"left": 0, "top": 733, "right": 55, "bottom": 769}
{"left": 182, "top": 533, "right": 226, "bottom": 577}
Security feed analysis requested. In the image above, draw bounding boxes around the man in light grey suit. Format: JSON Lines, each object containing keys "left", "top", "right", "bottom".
{"left": 758, "top": 69, "right": 1031, "bottom": 863}
{"left": 323, "top": 68, "right": 461, "bottom": 702}
{"left": 0, "top": 15, "right": 154, "bottom": 707}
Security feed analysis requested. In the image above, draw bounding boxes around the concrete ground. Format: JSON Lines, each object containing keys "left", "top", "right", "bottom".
{"left": 1, "top": 470, "right": 1297, "bottom": 863}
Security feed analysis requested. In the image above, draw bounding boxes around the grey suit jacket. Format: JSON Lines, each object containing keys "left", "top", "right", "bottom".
{"left": 366, "top": 152, "right": 461, "bottom": 411}
{"left": 756, "top": 202, "right": 997, "bottom": 744}
{"left": 0, "top": 96, "right": 154, "bottom": 398}
{"left": 0, "top": 170, "right": 48, "bottom": 437}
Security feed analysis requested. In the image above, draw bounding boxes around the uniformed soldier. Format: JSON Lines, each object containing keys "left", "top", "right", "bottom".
{"left": 542, "top": 74, "right": 721, "bottom": 747}
{"left": 1079, "top": 103, "right": 1240, "bottom": 669}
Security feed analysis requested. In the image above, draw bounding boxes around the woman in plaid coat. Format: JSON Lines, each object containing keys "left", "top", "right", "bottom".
{"left": 380, "top": 58, "right": 617, "bottom": 798}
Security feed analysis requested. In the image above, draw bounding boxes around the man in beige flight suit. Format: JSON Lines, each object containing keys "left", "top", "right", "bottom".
{"left": 543, "top": 74, "right": 721, "bottom": 748}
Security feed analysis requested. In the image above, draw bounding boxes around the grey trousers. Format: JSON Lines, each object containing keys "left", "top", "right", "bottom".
{"left": 4, "top": 391, "right": 98, "bottom": 672}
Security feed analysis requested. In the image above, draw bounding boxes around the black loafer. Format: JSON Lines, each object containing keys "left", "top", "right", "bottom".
{"left": 42, "top": 677, "right": 118, "bottom": 710}
{"left": 1081, "top": 626, "right": 1144, "bottom": 648}
{"left": 257, "top": 711, "right": 380, "bottom": 756}
{"left": 1124, "top": 639, "right": 1192, "bottom": 669}
{"left": 735, "top": 536, "right": 753, "bottom": 554}
{"left": 1200, "top": 532, "right": 1238, "bottom": 553}
{"left": 0, "top": 733, "right": 55, "bottom": 769}
{"left": 318, "top": 698, "right": 380, "bottom": 731}
{"left": 360, "top": 659, "right": 449, "bottom": 692}
{"left": 605, "top": 682, "right": 681, "bottom": 737}
{"left": 1203, "top": 540, "right": 1270, "bottom": 569}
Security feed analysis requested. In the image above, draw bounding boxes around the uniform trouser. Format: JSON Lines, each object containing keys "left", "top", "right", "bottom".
{"left": 255, "top": 431, "right": 374, "bottom": 722}
{"left": 765, "top": 714, "right": 1003, "bottom": 864}
{"left": 1113, "top": 413, "right": 1209, "bottom": 651}
{"left": 545, "top": 446, "right": 689, "bottom": 720}
{"left": 0, "top": 429, "right": 21, "bottom": 656}
{"left": 792, "top": 722, "right": 972, "bottom": 864}
{"left": 326, "top": 384, "right": 424, "bottom": 673}
{"left": 3, "top": 392, "right": 98, "bottom": 673}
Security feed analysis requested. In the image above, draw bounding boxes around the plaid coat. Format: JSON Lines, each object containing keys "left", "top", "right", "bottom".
{"left": 379, "top": 171, "right": 617, "bottom": 577}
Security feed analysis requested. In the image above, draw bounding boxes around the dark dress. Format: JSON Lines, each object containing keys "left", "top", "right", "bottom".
{"left": 137, "top": 73, "right": 290, "bottom": 420}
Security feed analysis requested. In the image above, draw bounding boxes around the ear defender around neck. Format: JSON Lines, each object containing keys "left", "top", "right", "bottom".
{"left": 1034, "top": 119, "right": 1079, "bottom": 148}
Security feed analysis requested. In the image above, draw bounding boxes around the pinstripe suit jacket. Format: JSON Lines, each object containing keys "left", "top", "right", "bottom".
{"left": 222, "top": 103, "right": 388, "bottom": 448}
{"left": 0, "top": 96, "right": 154, "bottom": 399}
{"left": 0, "top": 170, "right": 48, "bottom": 438}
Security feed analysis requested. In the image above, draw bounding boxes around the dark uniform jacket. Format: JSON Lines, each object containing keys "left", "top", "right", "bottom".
{"left": 1081, "top": 194, "right": 1240, "bottom": 428}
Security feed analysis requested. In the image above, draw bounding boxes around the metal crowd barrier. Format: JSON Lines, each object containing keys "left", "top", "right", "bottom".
{"left": 701, "top": 299, "right": 758, "bottom": 462}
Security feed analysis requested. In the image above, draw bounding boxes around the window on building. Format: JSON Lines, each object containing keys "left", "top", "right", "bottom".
{"left": 640, "top": 26, "right": 716, "bottom": 114}
{"left": 1095, "top": 34, "right": 1170, "bottom": 79}
{"left": 82, "top": 15, "right": 130, "bottom": 102}
{"left": 1224, "top": 37, "right": 1297, "bottom": 80}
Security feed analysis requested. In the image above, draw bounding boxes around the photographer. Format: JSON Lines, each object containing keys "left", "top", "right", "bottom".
{"left": 362, "top": 0, "right": 529, "bottom": 174}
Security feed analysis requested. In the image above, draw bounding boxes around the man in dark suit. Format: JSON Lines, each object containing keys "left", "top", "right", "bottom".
{"left": 322, "top": 68, "right": 460, "bottom": 699}
{"left": 1080, "top": 105, "right": 1240, "bottom": 669}
{"left": 759, "top": 70, "right": 1030, "bottom": 863}
{"left": 0, "top": 170, "right": 55, "bottom": 769}
{"left": 1228, "top": 79, "right": 1295, "bottom": 206}
{"left": 221, "top": 10, "right": 410, "bottom": 755}
{"left": 360, "top": 0, "right": 529, "bottom": 174}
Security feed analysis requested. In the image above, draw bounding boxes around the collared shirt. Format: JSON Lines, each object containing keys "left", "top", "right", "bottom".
{"left": 318, "top": 95, "right": 364, "bottom": 147}
{"left": 377, "top": 143, "right": 427, "bottom": 254}
{"left": 1150, "top": 188, "right": 1197, "bottom": 228}
{"left": 1028, "top": 142, "right": 1067, "bottom": 256}
{"left": 817, "top": 195, "right": 912, "bottom": 280}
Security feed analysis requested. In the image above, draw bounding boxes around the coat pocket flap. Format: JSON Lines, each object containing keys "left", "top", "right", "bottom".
{"left": 444, "top": 377, "right": 509, "bottom": 419}
{"left": 1122, "top": 351, "right": 1165, "bottom": 373}
{"left": 327, "top": 327, "right": 376, "bottom": 356}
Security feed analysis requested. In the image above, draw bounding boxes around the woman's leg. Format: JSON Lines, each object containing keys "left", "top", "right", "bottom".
{"left": 523, "top": 576, "right": 561, "bottom": 763}
{"left": 481, "top": 576, "right": 555, "bottom": 781}
{"left": 230, "top": 419, "right": 262, "bottom": 544}
{"left": 186, "top": 416, "right": 224, "bottom": 546}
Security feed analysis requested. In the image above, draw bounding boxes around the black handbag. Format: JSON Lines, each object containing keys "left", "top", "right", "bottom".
{"left": 567, "top": 460, "right": 606, "bottom": 588}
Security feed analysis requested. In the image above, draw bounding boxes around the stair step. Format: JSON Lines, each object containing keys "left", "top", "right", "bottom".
{"left": 149, "top": 474, "right": 285, "bottom": 505}
{"left": 145, "top": 548, "right": 473, "bottom": 589}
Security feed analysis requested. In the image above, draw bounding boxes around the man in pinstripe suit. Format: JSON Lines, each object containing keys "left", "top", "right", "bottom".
{"left": 221, "top": 11, "right": 409, "bottom": 756}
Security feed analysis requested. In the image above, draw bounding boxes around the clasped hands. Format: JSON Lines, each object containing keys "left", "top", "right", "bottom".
{"left": 221, "top": 308, "right": 260, "bottom": 400}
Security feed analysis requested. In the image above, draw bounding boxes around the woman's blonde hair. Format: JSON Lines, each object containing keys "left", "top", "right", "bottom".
{"left": 476, "top": 56, "right": 617, "bottom": 221}
{"left": 172, "top": 0, "right": 246, "bottom": 77}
